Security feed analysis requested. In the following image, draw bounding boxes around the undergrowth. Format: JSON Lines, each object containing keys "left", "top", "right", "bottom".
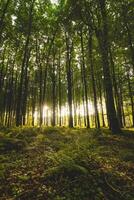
{"left": 0, "top": 127, "right": 134, "bottom": 200}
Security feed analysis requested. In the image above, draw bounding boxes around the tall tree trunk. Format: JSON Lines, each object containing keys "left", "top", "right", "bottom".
{"left": 58, "top": 50, "right": 62, "bottom": 126}
{"left": 0, "top": 0, "right": 10, "bottom": 43}
{"left": 22, "top": 51, "right": 30, "bottom": 126}
{"left": 16, "top": 0, "right": 34, "bottom": 126}
{"left": 0, "top": 45, "right": 7, "bottom": 91}
{"left": 96, "top": 0, "right": 121, "bottom": 133}
{"left": 42, "top": 31, "right": 57, "bottom": 126}
{"left": 126, "top": 23, "right": 134, "bottom": 74}
{"left": 122, "top": 5, "right": 134, "bottom": 74}
{"left": 88, "top": 32, "right": 100, "bottom": 128}
{"left": 36, "top": 39, "right": 43, "bottom": 127}
{"left": 126, "top": 66, "right": 134, "bottom": 127}
{"left": 119, "top": 81, "right": 126, "bottom": 127}
{"left": 65, "top": 32, "right": 73, "bottom": 128}
{"left": 80, "top": 29, "right": 90, "bottom": 128}
{"left": 31, "top": 83, "right": 36, "bottom": 127}
{"left": 98, "top": 77, "right": 106, "bottom": 127}
{"left": 51, "top": 48, "right": 56, "bottom": 127}
{"left": 109, "top": 48, "right": 123, "bottom": 127}
{"left": 7, "top": 58, "right": 15, "bottom": 127}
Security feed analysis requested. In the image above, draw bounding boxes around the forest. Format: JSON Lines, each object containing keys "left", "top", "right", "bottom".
{"left": 0, "top": 0, "right": 134, "bottom": 199}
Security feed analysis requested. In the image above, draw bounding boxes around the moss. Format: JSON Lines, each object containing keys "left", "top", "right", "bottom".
{"left": 0, "top": 127, "right": 134, "bottom": 200}
{"left": 0, "top": 137, "right": 26, "bottom": 152}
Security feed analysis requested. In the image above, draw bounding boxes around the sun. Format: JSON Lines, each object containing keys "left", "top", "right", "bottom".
{"left": 50, "top": 0, "right": 58, "bottom": 5}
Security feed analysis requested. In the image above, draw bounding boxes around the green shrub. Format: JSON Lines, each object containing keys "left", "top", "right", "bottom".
{"left": 120, "top": 150, "right": 134, "bottom": 162}
{"left": 8, "top": 128, "right": 38, "bottom": 143}
{"left": 0, "top": 137, "right": 26, "bottom": 152}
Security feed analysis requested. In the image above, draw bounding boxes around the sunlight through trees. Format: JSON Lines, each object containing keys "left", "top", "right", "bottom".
{"left": 0, "top": 0, "right": 133, "bottom": 132}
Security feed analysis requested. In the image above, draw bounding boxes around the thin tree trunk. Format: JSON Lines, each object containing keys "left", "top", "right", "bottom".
{"left": 98, "top": 77, "right": 106, "bottom": 127}
{"left": 51, "top": 48, "right": 56, "bottom": 127}
{"left": 88, "top": 32, "right": 100, "bottom": 128}
{"left": 65, "top": 32, "right": 73, "bottom": 128}
{"left": 58, "top": 50, "right": 62, "bottom": 126}
{"left": 80, "top": 29, "right": 90, "bottom": 128}
{"left": 126, "top": 67, "right": 134, "bottom": 127}
{"left": 0, "top": 0, "right": 10, "bottom": 43}
{"left": 122, "top": 5, "right": 134, "bottom": 74}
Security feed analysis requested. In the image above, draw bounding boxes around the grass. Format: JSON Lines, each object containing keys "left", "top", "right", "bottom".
{"left": 0, "top": 127, "right": 134, "bottom": 200}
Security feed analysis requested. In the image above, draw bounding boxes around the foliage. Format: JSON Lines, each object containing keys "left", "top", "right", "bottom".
{"left": 0, "top": 0, "right": 133, "bottom": 130}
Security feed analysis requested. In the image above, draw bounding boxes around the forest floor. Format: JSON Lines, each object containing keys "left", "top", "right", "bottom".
{"left": 0, "top": 127, "right": 134, "bottom": 200}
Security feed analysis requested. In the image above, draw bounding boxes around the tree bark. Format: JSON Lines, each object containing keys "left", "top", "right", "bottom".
{"left": 80, "top": 29, "right": 90, "bottom": 128}
{"left": 58, "top": 50, "right": 62, "bottom": 126}
{"left": 96, "top": 0, "right": 121, "bottom": 133}
{"left": 126, "top": 66, "right": 134, "bottom": 127}
{"left": 109, "top": 48, "right": 123, "bottom": 127}
{"left": 0, "top": 0, "right": 10, "bottom": 44}
{"left": 65, "top": 32, "right": 73, "bottom": 128}
{"left": 88, "top": 32, "right": 100, "bottom": 128}
{"left": 16, "top": 0, "right": 34, "bottom": 126}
